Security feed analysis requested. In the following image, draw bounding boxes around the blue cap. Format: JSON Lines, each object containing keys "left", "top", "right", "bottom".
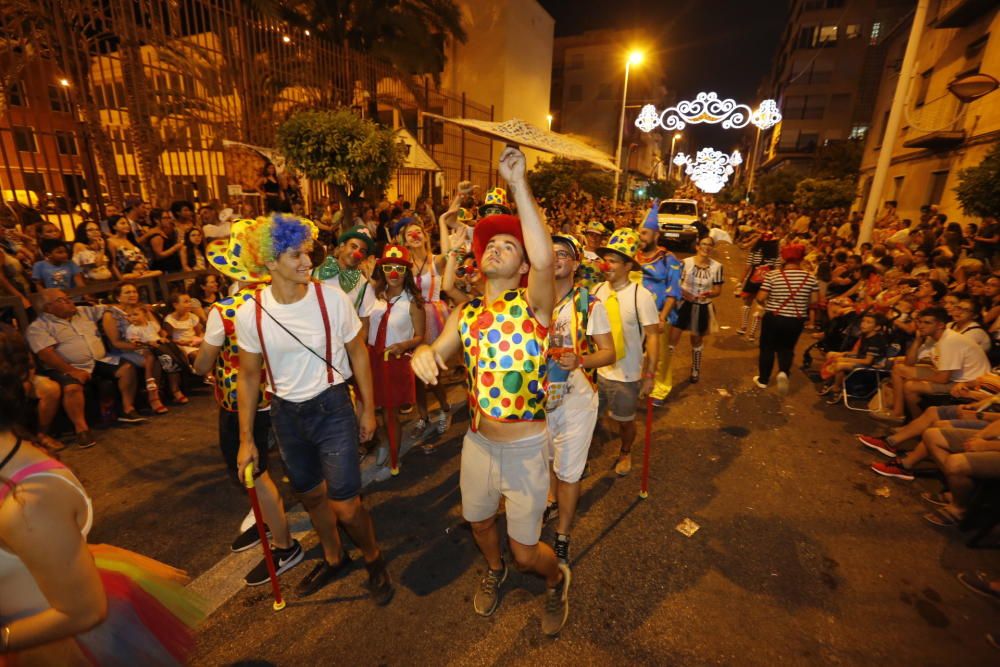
{"left": 641, "top": 199, "right": 660, "bottom": 231}
{"left": 393, "top": 216, "right": 418, "bottom": 239}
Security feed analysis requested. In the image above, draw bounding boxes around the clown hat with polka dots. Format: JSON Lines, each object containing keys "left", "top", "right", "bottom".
{"left": 206, "top": 218, "right": 271, "bottom": 283}
{"left": 596, "top": 227, "right": 640, "bottom": 267}
{"left": 376, "top": 244, "right": 412, "bottom": 267}
{"left": 479, "top": 187, "right": 512, "bottom": 217}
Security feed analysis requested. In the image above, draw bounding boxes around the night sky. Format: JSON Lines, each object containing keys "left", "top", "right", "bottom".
{"left": 538, "top": 0, "right": 791, "bottom": 152}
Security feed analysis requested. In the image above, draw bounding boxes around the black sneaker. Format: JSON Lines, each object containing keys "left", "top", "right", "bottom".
{"left": 231, "top": 524, "right": 270, "bottom": 553}
{"left": 554, "top": 534, "right": 570, "bottom": 564}
{"left": 117, "top": 409, "right": 147, "bottom": 424}
{"left": 244, "top": 540, "right": 304, "bottom": 586}
{"left": 364, "top": 554, "right": 395, "bottom": 606}
{"left": 296, "top": 550, "right": 352, "bottom": 598}
{"left": 541, "top": 563, "right": 572, "bottom": 636}
{"left": 474, "top": 562, "right": 508, "bottom": 617}
{"left": 76, "top": 431, "right": 97, "bottom": 449}
{"left": 542, "top": 500, "right": 559, "bottom": 524}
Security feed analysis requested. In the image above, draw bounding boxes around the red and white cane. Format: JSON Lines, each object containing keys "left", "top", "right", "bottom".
{"left": 639, "top": 397, "right": 653, "bottom": 499}
{"left": 243, "top": 466, "right": 285, "bottom": 611}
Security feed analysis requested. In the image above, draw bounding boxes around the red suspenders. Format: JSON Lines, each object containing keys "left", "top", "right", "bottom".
{"left": 254, "top": 282, "right": 334, "bottom": 396}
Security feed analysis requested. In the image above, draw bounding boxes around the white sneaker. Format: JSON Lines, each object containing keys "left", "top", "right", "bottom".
{"left": 752, "top": 375, "right": 768, "bottom": 389}
{"left": 410, "top": 418, "right": 429, "bottom": 441}
{"left": 239, "top": 508, "right": 255, "bottom": 533}
{"left": 435, "top": 410, "right": 451, "bottom": 435}
{"left": 776, "top": 372, "right": 789, "bottom": 396}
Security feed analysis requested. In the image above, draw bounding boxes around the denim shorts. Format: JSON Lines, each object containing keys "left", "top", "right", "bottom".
{"left": 269, "top": 384, "right": 362, "bottom": 500}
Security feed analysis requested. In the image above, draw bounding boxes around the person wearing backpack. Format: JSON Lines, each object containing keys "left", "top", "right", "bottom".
{"left": 635, "top": 202, "right": 682, "bottom": 407}
{"left": 593, "top": 228, "right": 660, "bottom": 477}
{"left": 543, "top": 234, "right": 615, "bottom": 565}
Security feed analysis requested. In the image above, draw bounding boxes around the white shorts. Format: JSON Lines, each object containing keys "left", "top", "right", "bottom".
{"left": 546, "top": 388, "right": 599, "bottom": 483}
{"left": 460, "top": 429, "right": 549, "bottom": 546}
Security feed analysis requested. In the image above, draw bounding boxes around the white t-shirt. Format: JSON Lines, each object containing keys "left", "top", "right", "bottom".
{"left": 548, "top": 294, "right": 611, "bottom": 408}
{"left": 322, "top": 276, "right": 376, "bottom": 318}
{"left": 594, "top": 281, "right": 658, "bottom": 383}
{"left": 235, "top": 284, "right": 361, "bottom": 402}
{"left": 932, "top": 328, "right": 992, "bottom": 383}
{"left": 165, "top": 312, "right": 200, "bottom": 343}
{"left": 949, "top": 321, "right": 992, "bottom": 354}
{"left": 367, "top": 292, "right": 414, "bottom": 347}
{"left": 203, "top": 307, "right": 225, "bottom": 347}
{"left": 203, "top": 221, "right": 232, "bottom": 240}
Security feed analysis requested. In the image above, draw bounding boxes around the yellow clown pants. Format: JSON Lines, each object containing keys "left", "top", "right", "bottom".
{"left": 649, "top": 324, "right": 674, "bottom": 402}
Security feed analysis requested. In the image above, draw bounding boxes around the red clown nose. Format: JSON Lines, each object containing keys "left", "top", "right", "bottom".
{"left": 351, "top": 249, "right": 365, "bottom": 260}
{"left": 598, "top": 261, "right": 611, "bottom": 273}
{"left": 388, "top": 270, "right": 400, "bottom": 280}
{"left": 407, "top": 230, "right": 422, "bottom": 240}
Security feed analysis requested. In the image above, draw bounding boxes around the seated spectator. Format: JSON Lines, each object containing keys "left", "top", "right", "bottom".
{"left": 181, "top": 227, "right": 207, "bottom": 273}
{"left": 164, "top": 291, "right": 202, "bottom": 367}
{"left": 948, "top": 298, "right": 992, "bottom": 353}
{"left": 1, "top": 322, "right": 66, "bottom": 451}
{"left": 26, "top": 289, "right": 145, "bottom": 448}
{"left": 108, "top": 215, "right": 162, "bottom": 281}
{"left": 31, "top": 239, "right": 84, "bottom": 291}
{"left": 876, "top": 306, "right": 992, "bottom": 424}
{"left": 71, "top": 220, "right": 113, "bottom": 283}
{"left": 102, "top": 282, "right": 171, "bottom": 414}
{"left": 818, "top": 312, "right": 888, "bottom": 402}
{"left": 148, "top": 208, "right": 183, "bottom": 274}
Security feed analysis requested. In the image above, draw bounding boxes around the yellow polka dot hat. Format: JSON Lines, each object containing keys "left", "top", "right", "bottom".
{"left": 479, "top": 187, "right": 512, "bottom": 217}
{"left": 596, "top": 227, "right": 640, "bottom": 266}
{"left": 206, "top": 218, "right": 270, "bottom": 283}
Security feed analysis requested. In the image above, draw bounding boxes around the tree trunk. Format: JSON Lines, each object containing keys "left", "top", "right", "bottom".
{"left": 333, "top": 183, "right": 353, "bottom": 230}
{"left": 80, "top": 97, "right": 124, "bottom": 208}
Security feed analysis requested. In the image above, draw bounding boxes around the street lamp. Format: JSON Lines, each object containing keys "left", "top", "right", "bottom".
{"left": 58, "top": 78, "right": 70, "bottom": 87}
{"left": 668, "top": 132, "right": 681, "bottom": 180}
{"left": 546, "top": 114, "right": 553, "bottom": 131}
{"left": 612, "top": 49, "right": 644, "bottom": 204}
{"left": 947, "top": 72, "right": 999, "bottom": 103}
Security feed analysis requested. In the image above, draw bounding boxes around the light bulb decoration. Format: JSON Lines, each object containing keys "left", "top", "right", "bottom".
{"left": 635, "top": 93, "right": 782, "bottom": 132}
{"left": 673, "top": 148, "right": 743, "bottom": 194}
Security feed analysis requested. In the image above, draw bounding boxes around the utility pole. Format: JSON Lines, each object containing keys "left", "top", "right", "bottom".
{"left": 857, "top": 0, "right": 929, "bottom": 246}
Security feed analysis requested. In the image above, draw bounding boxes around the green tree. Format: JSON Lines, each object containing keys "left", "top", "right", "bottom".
{"left": 277, "top": 109, "right": 406, "bottom": 221}
{"left": 955, "top": 142, "right": 1000, "bottom": 218}
{"left": 793, "top": 178, "right": 856, "bottom": 210}
{"left": 645, "top": 179, "right": 677, "bottom": 201}
{"left": 528, "top": 157, "right": 614, "bottom": 202}
{"left": 754, "top": 170, "right": 799, "bottom": 205}
{"left": 812, "top": 140, "right": 863, "bottom": 179}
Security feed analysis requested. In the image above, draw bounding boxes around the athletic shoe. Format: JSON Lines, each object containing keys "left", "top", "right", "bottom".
{"left": 746, "top": 334, "right": 757, "bottom": 343}
{"left": 554, "top": 534, "right": 570, "bottom": 564}
{"left": 474, "top": 562, "right": 509, "bottom": 617}
{"left": 542, "top": 500, "right": 559, "bottom": 524}
{"left": 296, "top": 550, "right": 352, "bottom": 597}
{"left": 117, "top": 410, "right": 147, "bottom": 424}
{"left": 752, "top": 376, "right": 768, "bottom": 389}
{"left": 856, "top": 434, "right": 897, "bottom": 458}
{"left": 231, "top": 523, "right": 270, "bottom": 553}
{"left": 244, "top": 540, "right": 304, "bottom": 586}
{"left": 399, "top": 404, "right": 414, "bottom": 415}
{"left": 776, "top": 372, "right": 789, "bottom": 396}
{"left": 920, "top": 491, "right": 949, "bottom": 507}
{"left": 541, "top": 563, "right": 572, "bottom": 636}
{"left": 956, "top": 572, "right": 1000, "bottom": 600}
{"left": 76, "top": 431, "right": 97, "bottom": 449}
{"left": 816, "top": 382, "right": 835, "bottom": 396}
{"left": 364, "top": 554, "right": 395, "bottom": 606}
{"left": 410, "top": 418, "right": 429, "bottom": 441}
{"left": 871, "top": 458, "right": 914, "bottom": 481}
{"left": 614, "top": 454, "right": 632, "bottom": 476}
{"left": 435, "top": 410, "right": 451, "bottom": 435}
{"left": 650, "top": 397, "right": 666, "bottom": 407}
{"left": 690, "top": 372, "right": 700, "bottom": 384}
{"left": 736, "top": 328, "right": 746, "bottom": 336}
{"left": 825, "top": 392, "right": 843, "bottom": 406}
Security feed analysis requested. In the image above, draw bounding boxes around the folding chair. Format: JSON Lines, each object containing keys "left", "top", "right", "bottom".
{"left": 839, "top": 366, "right": 892, "bottom": 411}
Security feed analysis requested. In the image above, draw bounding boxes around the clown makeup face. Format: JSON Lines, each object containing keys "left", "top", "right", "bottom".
{"left": 601, "top": 252, "right": 630, "bottom": 283}
{"left": 402, "top": 224, "right": 425, "bottom": 248}
{"left": 583, "top": 230, "right": 604, "bottom": 250}
{"left": 638, "top": 227, "right": 659, "bottom": 252}
{"left": 339, "top": 238, "right": 369, "bottom": 268}
{"left": 381, "top": 263, "right": 407, "bottom": 286}
{"left": 481, "top": 233, "right": 526, "bottom": 281}
{"left": 269, "top": 241, "right": 314, "bottom": 285}
{"left": 552, "top": 242, "right": 579, "bottom": 281}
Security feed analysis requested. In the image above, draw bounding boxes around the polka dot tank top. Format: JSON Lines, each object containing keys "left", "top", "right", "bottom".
{"left": 460, "top": 289, "right": 549, "bottom": 428}
{"left": 213, "top": 288, "right": 270, "bottom": 411}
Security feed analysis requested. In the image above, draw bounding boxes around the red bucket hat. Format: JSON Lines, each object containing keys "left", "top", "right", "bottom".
{"left": 376, "top": 244, "right": 412, "bottom": 267}
{"left": 781, "top": 243, "right": 805, "bottom": 262}
{"left": 471, "top": 214, "right": 528, "bottom": 287}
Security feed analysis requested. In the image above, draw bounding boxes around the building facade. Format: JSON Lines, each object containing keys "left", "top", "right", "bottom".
{"left": 857, "top": 0, "right": 999, "bottom": 226}
{"left": 761, "top": 0, "right": 911, "bottom": 171}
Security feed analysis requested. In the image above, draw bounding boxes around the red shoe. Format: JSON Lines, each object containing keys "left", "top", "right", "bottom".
{"left": 857, "top": 434, "right": 896, "bottom": 458}
{"left": 871, "top": 458, "right": 914, "bottom": 481}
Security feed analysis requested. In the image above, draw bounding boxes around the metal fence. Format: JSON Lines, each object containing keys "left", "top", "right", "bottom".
{"left": 0, "top": 0, "right": 493, "bottom": 232}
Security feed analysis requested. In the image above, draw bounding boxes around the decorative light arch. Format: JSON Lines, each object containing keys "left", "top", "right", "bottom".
{"left": 673, "top": 148, "right": 742, "bottom": 194}
{"left": 635, "top": 92, "right": 782, "bottom": 132}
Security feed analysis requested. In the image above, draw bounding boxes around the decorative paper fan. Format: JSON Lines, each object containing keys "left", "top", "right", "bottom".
{"left": 422, "top": 113, "right": 620, "bottom": 172}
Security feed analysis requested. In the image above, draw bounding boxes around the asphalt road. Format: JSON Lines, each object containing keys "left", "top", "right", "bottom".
{"left": 63, "top": 243, "right": 999, "bottom": 666}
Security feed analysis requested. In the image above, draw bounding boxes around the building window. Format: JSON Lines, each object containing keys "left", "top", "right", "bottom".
{"left": 810, "top": 59, "right": 834, "bottom": 83}
{"left": 962, "top": 34, "right": 988, "bottom": 75}
{"left": 829, "top": 93, "right": 851, "bottom": 113}
{"left": 797, "top": 26, "right": 817, "bottom": 49}
{"left": 877, "top": 110, "right": 891, "bottom": 145}
{"left": 48, "top": 84, "right": 71, "bottom": 112}
{"left": 928, "top": 170, "right": 949, "bottom": 206}
{"left": 8, "top": 81, "right": 26, "bottom": 107}
{"left": 55, "top": 131, "right": 78, "bottom": 155}
{"left": 803, "top": 0, "right": 823, "bottom": 10}
{"left": 818, "top": 25, "right": 838, "bottom": 47}
{"left": 777, "top": 128, "right": 799, "bottom": 151}
{"left": 597, "top": 83, "right": 614, "bottom": 100}
{"left": 568, "top": 53, "right": 584, "bottom": 70}
{"left": 803, "top": 95, "right": 827, "bottom": 119}
{"left": 784, "top": 95, "right": 805, "bottom": 118}
{"left": 113, "top": 82, "right": 126, "bottom": 107}
{"left": 892, "top": 175, "right": 905, "bottom": 201}
{"left": 568, "top": 84, "right": 583, "bottom": 102}
{"left": 797, "top": 133, "right": 819, "bottom": 152}
{"left": 846, "top": 24, "right": 861, "bottom": 39}
{"left": 916, "top": 68, "right": 933, "bottom": 107}
{"left": 22, "top": 173, "right": 46, "bottom": 193}
{"left": 12, "top": 126, "right": 37, "bottom": 152}
{"left": 849, "top": 123, "right": 869, "bottom": 140}
{"left": 870, "top": 22, "right": 882, "bottom": 46}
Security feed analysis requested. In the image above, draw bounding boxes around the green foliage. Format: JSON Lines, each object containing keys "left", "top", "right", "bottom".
{"left": 645, "top": 179, "right": 677, "bottom": 201}
{"left": 528, "top": 157, "right": 614, "bottom": 201}
{"left": 811, "top": 140, "right": 863, "bottom": 179}
{"left": 793, "top": 177, "right": 856, "bottom": 210}
{"left": 276, "top": 109, "right": 406, "bottom": 196}
{"left": 715, "top": 182, "right": 745, "bottom": 205}
{"left": 754, "top": 170, "right": 800, "bottom": 205}
{"left": 955, "top": 142, "right": 1000, "bottom": 218}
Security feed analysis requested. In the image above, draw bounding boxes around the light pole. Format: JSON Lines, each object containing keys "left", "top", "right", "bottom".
{"left": 546, "top": 114, "right": 553, "bottom": 131}
{"left": 668, "top": 132, "right": 681, "bottom": 180}
{"left": 613, "top": 50, "right": 643, "bottom": 204}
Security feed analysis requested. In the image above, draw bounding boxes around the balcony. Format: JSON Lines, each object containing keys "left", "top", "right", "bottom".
{"left": 901, "top": 93, "right": 967, "bottom": 151}
{"left": 932, "top": 0, "right": 996, "bottom": 28}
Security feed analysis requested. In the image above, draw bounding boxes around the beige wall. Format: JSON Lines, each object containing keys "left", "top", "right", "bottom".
{"left": 857, "top": 7, "right": 1000, "bottom": 226}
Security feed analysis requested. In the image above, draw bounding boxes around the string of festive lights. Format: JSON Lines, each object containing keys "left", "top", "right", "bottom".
{"left": 635, "top": 92, "right": 782, "bottom": 133}
{"left": 673, "top": 148, "right": 743, "bottom": 194}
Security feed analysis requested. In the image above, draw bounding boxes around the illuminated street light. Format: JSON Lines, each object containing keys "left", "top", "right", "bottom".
{"left": 58, "top": 78, "right": 70, "bottom": 87}
{"left": 304, "top": 30, "right": 311, "bottom": 37}
{"left": 668, "top": 133, "right": 682, "bottom": 180}
{"left": 947, "top": 72, "right": 999, "bottom": 103}
{"left": 546, "top": 114, "right": 553, "bottom": 131}
{"left": 613, "top": 48, "right": 645, "bottom": 204}
{"left": 282, "top": 35, "right": 291, "bottom": 43}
